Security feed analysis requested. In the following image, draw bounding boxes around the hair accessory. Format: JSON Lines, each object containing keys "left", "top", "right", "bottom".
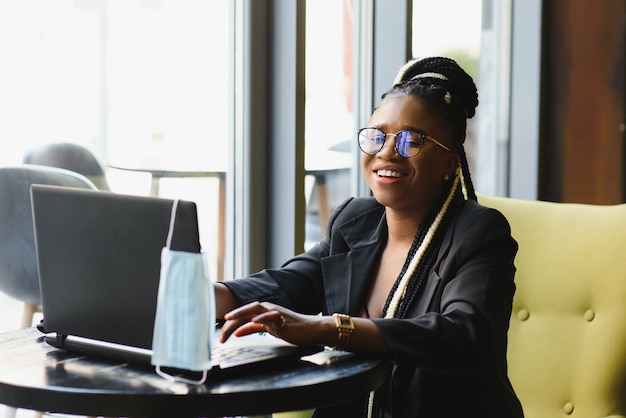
{"left": 444, "top": 91, "right": 452, "bottom": 104}
{"left": 392, "top": 59, "right": 420, "bottom": 84}
{"left": 410, "top": 72, "right": 449, "bottom": 82}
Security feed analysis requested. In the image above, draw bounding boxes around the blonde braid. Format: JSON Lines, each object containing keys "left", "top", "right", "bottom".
{"left": 384, "top": 166, "right": 460, "bottom": 318}
{"left": 459, "top": 164, "right": 468, "bottom": 200}
{"left": 367, "top": 167, "right": 461, "bottom": 418}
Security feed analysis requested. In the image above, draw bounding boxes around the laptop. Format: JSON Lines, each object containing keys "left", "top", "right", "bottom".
{"left": 30, "top": 185, "right": 321, "bottom": 374}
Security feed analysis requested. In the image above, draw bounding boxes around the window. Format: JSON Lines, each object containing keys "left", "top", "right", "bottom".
{"left": 0, "top": 0, "right": 230, "bottom": 280}
{"left": 412, "top": 0, "right": 482, "bottom": 188}
{"left": 304, "top": 0, "right": 355, "bottom": 249}
{"left": 0, "top": 1, "right": 100, "bottom": 163}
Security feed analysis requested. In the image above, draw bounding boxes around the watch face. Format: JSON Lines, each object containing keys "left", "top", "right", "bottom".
{"left": 339, "top": 317, "right": 352, "bottom": 327}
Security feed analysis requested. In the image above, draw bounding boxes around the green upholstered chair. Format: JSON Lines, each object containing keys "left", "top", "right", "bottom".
{"left": 479, "top": 194, "right": 626, "bottom": 418}
{"left": 277, "top": 195, "right": 626, "bottom": 418}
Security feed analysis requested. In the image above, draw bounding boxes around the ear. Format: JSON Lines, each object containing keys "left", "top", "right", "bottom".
{"left": 444, "top": 153, "right": 460, "bottom": 178}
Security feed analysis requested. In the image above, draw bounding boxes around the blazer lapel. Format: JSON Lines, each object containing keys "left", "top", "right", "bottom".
{"left": 321, "top": 207, "right": 387, "bottom": 316}
{"left": 406, "top": 198, "right": 465, "bottom": 316}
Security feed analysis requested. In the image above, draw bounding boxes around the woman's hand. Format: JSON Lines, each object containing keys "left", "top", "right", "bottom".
{"left": 219, "top": 301, "right": 334, "bottom": 347}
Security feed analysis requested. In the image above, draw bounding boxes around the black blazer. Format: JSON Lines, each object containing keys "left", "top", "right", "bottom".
{"left": 225, "top": 197, "right": 524, "bottom": 418}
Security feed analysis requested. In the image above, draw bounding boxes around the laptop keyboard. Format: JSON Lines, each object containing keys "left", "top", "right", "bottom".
{"left": 211, "top": 344, "right": 278, "bottom": 368}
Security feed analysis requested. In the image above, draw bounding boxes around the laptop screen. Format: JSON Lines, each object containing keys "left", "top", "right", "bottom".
{"left": 31, "top": 185, "right": 201, "bottom": 350}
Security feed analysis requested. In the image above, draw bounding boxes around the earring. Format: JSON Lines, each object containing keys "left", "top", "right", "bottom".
{"left": 443, "top": 174, "right": 450, "bottom": 181}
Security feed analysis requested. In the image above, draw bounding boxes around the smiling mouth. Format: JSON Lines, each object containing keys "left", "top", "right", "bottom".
{"left": 376, "top": 169, "right": 403, "bottom": 178}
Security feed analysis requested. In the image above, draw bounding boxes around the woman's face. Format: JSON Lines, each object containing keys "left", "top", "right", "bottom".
{"left": 361, "top": 94, "right": 459, "bottom": 215}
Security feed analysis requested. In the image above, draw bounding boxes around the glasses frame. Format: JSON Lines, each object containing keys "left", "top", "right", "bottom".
{"left": 357, "top": 127, "right": 453, "bottom": 158}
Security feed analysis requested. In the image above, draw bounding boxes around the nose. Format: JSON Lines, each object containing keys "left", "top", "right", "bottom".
{"left": 378, "top": 133, "right": 400, "bottom": 158}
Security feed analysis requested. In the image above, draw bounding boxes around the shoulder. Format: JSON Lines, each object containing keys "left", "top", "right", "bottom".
{"left": 320, "top": 197, "right": 385, "bottom": 247}
{"left": 448, "top": 198, "right": 517, "bottom": 253}
{"left": 456, "top": 198, "right": 512, "bottom": 231}
{"left": 330, "top": 196, "right": 384, "bottom": 223}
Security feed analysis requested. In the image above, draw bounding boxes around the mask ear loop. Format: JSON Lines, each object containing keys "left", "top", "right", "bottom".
{"left": 156, "top": 365, "right": 208, "bottom": 385}
{"left": 155, "top": 198, "right": 209, "bottom": 385}
{"left": 166, "top": 199, "right": 179, "bottom": 249}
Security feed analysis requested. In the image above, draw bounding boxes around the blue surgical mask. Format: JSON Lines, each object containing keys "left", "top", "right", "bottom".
{"left": 151, "top": 200, "right": 214, "bottom": 384}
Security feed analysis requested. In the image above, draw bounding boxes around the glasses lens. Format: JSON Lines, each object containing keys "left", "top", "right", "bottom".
{"left": 395, "top": 130, "right": 424, "bottom": 158}
{"left": 358, "top": 128, "right": 385, "bottom": 155}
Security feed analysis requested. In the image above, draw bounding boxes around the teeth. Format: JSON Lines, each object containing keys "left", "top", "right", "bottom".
{"left": 377, "top": 169, "right": 402, "bottom": 178}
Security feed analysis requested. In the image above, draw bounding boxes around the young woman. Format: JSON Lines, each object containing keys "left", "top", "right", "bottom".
{"left": 215, "top": 57, "right": 524, "bottom": 418}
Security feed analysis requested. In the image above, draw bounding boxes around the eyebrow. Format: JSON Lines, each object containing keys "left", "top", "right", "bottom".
{"left": 370, "top": 125, "right": 428, "bottom": 134}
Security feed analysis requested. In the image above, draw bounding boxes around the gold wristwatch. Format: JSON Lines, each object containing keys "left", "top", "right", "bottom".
{"left": 332, "top": 313, "right": 355, "bottom": 351}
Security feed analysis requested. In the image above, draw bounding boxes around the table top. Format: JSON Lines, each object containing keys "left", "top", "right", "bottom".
{"left": 108, "top": 164, "right": 225, "bottom": 179}
{"left": 0, "top": 327, "right": 388, "bottom": 417}
{"left": 108, "top": 140, "right": 353, "bottom": 178}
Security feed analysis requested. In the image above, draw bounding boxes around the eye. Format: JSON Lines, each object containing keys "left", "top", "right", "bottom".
{"left": 362, "top": 128, "right": 385, "bottom": 144}
{"left": 370, "top": 134, "right": 386, "bottom": 144}
{"left": 398, "top": 131, "right": 424, "bottom": 147}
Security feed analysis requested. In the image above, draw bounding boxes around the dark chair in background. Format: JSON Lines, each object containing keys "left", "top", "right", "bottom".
{"left": 0, "top": 165, "right": 97, "bottom": 329}
{"left": 23, "top": 142, "right": 111, "bottom": 191}
{"left": 0, "top": 165, "right": 98, "bottom": 418}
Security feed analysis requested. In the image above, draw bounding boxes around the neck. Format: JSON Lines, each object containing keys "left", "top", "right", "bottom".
{"left": 384, "top": 208, "right": 424, "bottom": 245}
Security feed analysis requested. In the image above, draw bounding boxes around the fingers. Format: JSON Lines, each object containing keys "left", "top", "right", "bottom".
{"left": 232, "top": 321, "right": 267, "bottom": 337}
{"left": 224, "top": 301, "right": 268, "bottom": 320}
{"left": 220, "top": 301, "right": 287, "bottom": 342}
{"left": 252, "top": 314, "right": 287, "bottom": 337}
{"left": 219, "top": 302, "right": 257, "bottom": 342}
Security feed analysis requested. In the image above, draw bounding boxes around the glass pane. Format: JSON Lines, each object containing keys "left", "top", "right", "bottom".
{"left": 0, "top": 1, "right": 229, "bottom": 282}
{"left": 0, "top": 0, "right": 101, "bottom": 330}
{"left": 105, "top": 1, "right": 229, "bottom": 280}
{"left": 0, "top": 1, "right": 100, "bottom": 164}
{"left": 412, "top": 0, "right": 482, "bottom": 182}
{"left": 305, "top": 0, "right": 355, "bottom": 249}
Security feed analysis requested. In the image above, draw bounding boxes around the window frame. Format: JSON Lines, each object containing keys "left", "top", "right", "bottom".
{"left": 227, "top": 0, "right": 415, "bottom": 278}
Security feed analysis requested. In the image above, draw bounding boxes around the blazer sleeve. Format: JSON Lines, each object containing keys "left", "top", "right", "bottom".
{"left": 221, "top": 197, "right": 357, "bottom": 315}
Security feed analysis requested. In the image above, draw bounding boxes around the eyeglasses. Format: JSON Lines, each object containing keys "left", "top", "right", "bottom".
{"left": 357, "top": 127, "right": 452, "bottom": 158}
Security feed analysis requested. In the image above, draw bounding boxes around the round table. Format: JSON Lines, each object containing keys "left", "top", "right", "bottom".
{"left": 0, "top": 328, "right": 388, "bottom": 417}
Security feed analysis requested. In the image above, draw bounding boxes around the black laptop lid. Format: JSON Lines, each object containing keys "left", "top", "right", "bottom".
{"left": 31, "top": 185, "right": 201, "bottom": 350}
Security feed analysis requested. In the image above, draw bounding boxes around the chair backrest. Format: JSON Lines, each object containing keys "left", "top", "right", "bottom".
{"left": 0, "top": 166, "right": 97, "bottom": 306}
{"left": 23, "top": 142, "right": 111, "bottom": 191}
{"left": 479, "top": 193, "right": 626, "bottom": 418}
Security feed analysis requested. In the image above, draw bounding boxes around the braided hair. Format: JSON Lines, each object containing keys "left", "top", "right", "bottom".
{"left": 379, "top": 56, "right": 480, "bottom": 319}
{"left": 367, "top": 57, "right": 479, "bottom": 417}
{"left": 386, "top": 56, "right": 479, "bottom": 201}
